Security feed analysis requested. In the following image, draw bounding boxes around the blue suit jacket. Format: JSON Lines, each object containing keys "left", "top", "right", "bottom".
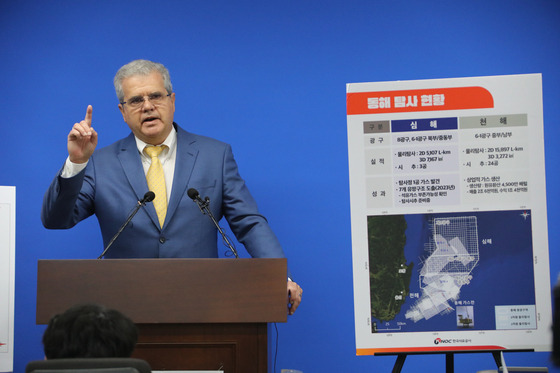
{"left": 41, "top": 124, "right": 285, "bottom": 259}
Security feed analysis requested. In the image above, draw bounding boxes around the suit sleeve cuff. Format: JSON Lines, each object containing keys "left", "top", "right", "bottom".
{"left": 61, "top": 157, "right": 88, "bottom": 178}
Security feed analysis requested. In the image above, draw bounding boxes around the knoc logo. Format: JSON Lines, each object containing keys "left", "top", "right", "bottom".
{"left": 434, "top": 338, "right": 453, "bottom": 345}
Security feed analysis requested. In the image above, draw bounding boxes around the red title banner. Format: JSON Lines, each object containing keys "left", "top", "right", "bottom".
{"left": 346, "top": 86, "right": 494, "bottom": 115}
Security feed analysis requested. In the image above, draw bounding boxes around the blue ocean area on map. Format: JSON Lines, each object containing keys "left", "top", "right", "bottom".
{"left": 372, "top": 209, "right": 535, "bottom": 333}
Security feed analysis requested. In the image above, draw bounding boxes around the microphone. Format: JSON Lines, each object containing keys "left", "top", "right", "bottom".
{"left": 187, "top": 188, "right": 238, "bottom": 258}
{"left": 141, "top": 191, "right": 156, "bottom": 203}
{"left": 97, "top": 191, "right": 155, "bottom": 259}
{"left": 187, "top": 188, "right": 207, "bottom": 206}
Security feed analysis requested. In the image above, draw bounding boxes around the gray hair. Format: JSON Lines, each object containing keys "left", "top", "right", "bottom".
{"left": 113, "top": 59, "right": 173, "bottom": 103}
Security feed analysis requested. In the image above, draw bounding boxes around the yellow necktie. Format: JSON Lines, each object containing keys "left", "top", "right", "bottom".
{"left": 144, "top": 145, "right": 168, "bottom": 228}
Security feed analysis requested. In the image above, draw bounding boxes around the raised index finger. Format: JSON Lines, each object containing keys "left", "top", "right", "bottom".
{"left": 84, "top": 105, "right": 93, "bottom": 127}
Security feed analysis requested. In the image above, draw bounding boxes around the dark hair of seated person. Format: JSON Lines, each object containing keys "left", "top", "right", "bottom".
{"left": 42, "top": 303, "right": 138, "bottom": 359}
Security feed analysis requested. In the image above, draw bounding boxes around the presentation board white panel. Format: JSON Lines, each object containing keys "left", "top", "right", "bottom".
{"left": 347, "top": 74, "right": 552, "bottom": 355}
{"left": 0, "top": 186, "right": 15, "bottom": 372}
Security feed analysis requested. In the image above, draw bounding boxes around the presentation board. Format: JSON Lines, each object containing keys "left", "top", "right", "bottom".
{"left": 0, "top": 186, "right": 15, "bottom": 372}
{"left": 347, "top": 74, "right": 552, "bottom": 355}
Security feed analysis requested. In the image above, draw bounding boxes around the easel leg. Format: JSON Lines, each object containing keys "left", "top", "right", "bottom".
{"left": 392, "top": 354, "right": 407, "bottom": 373}
{"left": 492, "top": 351, "right": 503, "bottom": 369}
{"left": 446, "top": 353, "right": 454, "bottom": 373}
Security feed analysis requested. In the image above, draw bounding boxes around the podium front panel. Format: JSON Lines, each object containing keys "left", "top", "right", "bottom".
{"left": 36, "top": 258, "right": 288, "bottom": 324}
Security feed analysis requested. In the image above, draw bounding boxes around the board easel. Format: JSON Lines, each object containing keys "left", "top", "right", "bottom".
{"left": 382, "top": 350, "right": 533, "bottom": 373}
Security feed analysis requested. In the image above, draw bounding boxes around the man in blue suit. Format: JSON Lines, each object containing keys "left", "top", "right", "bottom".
{"left": 41, "top": 59, "right": 302, "bottom": 315}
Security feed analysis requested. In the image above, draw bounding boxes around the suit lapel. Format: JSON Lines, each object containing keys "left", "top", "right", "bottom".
{"left": 117, "top": 133, "right": 161, "bottom": 230}
{"left": 166, "top": 125, "right": 198, "bottom": 225}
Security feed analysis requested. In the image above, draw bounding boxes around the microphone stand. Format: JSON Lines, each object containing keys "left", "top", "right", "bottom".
{"left": 194, "top": 196, "right": 239, "bottom": 258}
{"left": 97, "top": 197, "right": 152, "bottom": 259}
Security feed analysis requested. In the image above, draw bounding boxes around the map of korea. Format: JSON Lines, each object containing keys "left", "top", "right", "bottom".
{"left": 405, "top": 216, "right": 479, "bottom": 322}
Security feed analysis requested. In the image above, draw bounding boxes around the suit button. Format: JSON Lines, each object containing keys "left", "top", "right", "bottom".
{"left": 159, "top": 237, "right": 166, "bottom": 244}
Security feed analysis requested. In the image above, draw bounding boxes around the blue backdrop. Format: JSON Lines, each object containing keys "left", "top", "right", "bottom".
{"left": 2, "top": 1, "right": 559, "bottom": 372}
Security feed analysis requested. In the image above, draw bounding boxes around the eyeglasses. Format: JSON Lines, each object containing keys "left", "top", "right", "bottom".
{"left": 121, "top": 92, "right": 171, "bottom": 109}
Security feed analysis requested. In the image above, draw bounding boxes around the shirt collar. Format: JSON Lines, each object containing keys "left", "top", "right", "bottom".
{"left": 135, "top": 127, "right": 177, "bottom": 157}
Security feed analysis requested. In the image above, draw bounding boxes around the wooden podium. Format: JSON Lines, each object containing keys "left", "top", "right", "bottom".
{"left": 36, "top": 258, "right": 288, "bottom": 372}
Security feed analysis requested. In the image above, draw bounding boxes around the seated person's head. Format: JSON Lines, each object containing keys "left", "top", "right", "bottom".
{"left": 42, "top": 303, "right": 138, "bottom": 359}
